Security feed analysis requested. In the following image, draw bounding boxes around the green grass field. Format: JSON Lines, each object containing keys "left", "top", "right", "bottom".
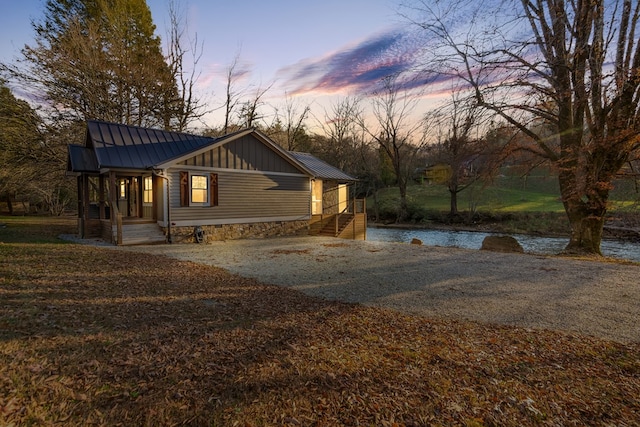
{"left": 368, "top": 172, "right": 640, "bottom": 235}
{"left": 372, "top": 172, "right": 639, "bottom": 214}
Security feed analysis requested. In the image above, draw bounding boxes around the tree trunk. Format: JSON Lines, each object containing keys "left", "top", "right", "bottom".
{"left": 4, "top": 194, "right": 13, "bottom": 215}
{"left": 559, "top": 164, "right": 608, "bottom": 255}
{"left": 372, "top": 187, "right": 380, "bottom": 223}
{"left": 397, "top": 181, "right": 409, "bottom": 222}
{"left": 449, "top": 189, "right": 458, "bottom": 217}
{"left": 449, "top": 174, "right": 459, "bottom": 217}
{"left": 563, "top": 200, "right": 605, "bottom": 255}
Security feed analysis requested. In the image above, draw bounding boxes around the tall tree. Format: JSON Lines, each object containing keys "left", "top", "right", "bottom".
{"left": 0, "top": 81, "right": 41, "bottom": 213}
{"left": 362, "top": 76, "right": 426, "bottom": 221}
{"left": 405, "top": 0, "right": 640, "bottom": 255}
{"left": 317, "top": 96, "right": 363, "bottom": 171}
{"left": 237, "top": 83, "right": 273, "bottom": 129}
{"left": 268, "top": 94, "right": 311, "bottom": 151}
{"left": 427, "top": 92, "right": 499, "bottom": 217}
{"left": 164, "top": 0, "right": 208, "bottom": 131}
{"left": 15, "top": 0, "right": 177, "bottom": 128}
{"left": 221, "top": 51, "right": 247, "bottom": 133}
{"left": 0, "top": 81, "right": 74, "bottom": 214}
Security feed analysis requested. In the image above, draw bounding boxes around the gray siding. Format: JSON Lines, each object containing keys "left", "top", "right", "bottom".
{"left": 178, "top": 134, "right": 300, "bottom": 174}
{"left": 168, "top": 168, "right": 310, "bottom": 224}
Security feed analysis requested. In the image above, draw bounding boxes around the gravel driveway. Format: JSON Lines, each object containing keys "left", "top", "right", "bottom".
{"left": 117, "top": 236, "right": 640, "bottom": 344}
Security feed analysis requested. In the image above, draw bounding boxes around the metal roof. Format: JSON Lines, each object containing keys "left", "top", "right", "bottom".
{"left": 86, "top": 120, "right": 214, "bottom": 170}
{"left": 67, "top": 121, "right": 356, "bottom": 182}
{"left": 288, "top": 151, "right": 357, "bottom": 181}
{"left": 67, "top": 145, "right": 99, "bottom": 173}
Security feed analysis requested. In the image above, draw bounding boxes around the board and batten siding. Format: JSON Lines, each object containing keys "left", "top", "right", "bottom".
{"left": 178, "top": 134, "right": 301, "bottom": 174}
{"left": 168, "top": 168, "right": 311, "bottom": 226}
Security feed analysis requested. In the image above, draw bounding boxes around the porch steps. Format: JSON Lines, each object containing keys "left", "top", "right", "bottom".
{"left": 117, "top": 222, "right": 166, "bottom": 245}
{"left": 318, "top": 214, "right": 355, "bottom": 237}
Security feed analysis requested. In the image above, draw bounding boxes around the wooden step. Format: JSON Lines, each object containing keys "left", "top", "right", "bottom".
{"left": 318, "top": 214, "right": 354, "bottom": 237}
{"left": 115, "top": 223, "right": 166, "bottom": 245}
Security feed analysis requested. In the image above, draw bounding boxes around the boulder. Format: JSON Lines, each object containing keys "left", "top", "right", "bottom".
{"left": 410, "top": 238, "right": 423, "bottom": 245}
{"left": 481, "top": 235, "right": 524, "bottom": 253}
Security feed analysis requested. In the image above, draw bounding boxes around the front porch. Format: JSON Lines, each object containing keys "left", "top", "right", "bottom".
{"left": 75, "top": 172, "right": 166, "bottom": 245}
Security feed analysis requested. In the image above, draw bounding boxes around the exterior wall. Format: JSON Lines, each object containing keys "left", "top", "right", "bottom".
{"left": 322, "top": 181, "right": 339, "bottom": 214}
{"left": 338, "top": 184, "right": 348, "bottom": 213}
{"left": 167, "top": 219, "right": 309, "bottom": 243}
{"left": 311, "top": 179, "right": 323, "bottom": 214}
{"left": 167, "top": 168, "right": 311, "bottom": 226}
{"left": 154, "top": 175, "right": 166, "bottom": 224}
{"left": 178, "top": 134, "right": 301, "bottom": 174}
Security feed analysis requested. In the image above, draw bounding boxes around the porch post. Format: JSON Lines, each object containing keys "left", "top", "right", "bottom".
{"left": 77, "top": 175, "right": 84, "bottom": 237}
{"left": 81, "top": 174, "right": 91, "bottom": 238}
{"left": 137, "top": 176, "right": 143, "bottom": 218}
{"left": 108, "top": 171, "right": 122, "bottom": 245}
{"left": 152, "top": 175, "right": 158, "bottom": 221}
{"left": 99, "top": 175, "right": 106, "bottom": 219}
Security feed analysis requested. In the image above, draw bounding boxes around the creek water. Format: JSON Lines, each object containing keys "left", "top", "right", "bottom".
{"left": 367, "top": 226, "right": 640, "bottom": 263}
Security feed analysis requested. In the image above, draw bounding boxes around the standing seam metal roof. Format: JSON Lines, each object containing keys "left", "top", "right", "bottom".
{"left": 288, "top": 151, "right": 357, "bottom": 181}
{"left": 69, "top": 121, "right": 357, "bottom": 181}
{"left": 86, "top": 120, "right": 215, "bottom": 170}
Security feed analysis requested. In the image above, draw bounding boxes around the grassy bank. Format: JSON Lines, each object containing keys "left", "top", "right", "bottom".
{"left": 369, "top": 174, "right": 640, "bottom": 236}
{"left": 1, "top": 217, "right": 640, "bottom": 425}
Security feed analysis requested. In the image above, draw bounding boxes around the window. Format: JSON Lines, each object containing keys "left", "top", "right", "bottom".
{"left": 191, "top": 175, "right": 208, "bottom": 204}
{"left": 143, "top": 176, "right": 153, "bottom": 204}
{"left": 180, "top": 171, "right": 218, "bottom": 207}
{"left": 118, "top": 179, "right": 127, "bottom": 200}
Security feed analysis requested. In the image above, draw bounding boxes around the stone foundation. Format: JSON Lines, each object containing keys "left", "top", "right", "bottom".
{"left": 166, "top": 220, "right": 310, "bottom": 243}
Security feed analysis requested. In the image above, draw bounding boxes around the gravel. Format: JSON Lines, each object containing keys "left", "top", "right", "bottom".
{"left": 110, "top": 236, "right": 640, "bottom": 344}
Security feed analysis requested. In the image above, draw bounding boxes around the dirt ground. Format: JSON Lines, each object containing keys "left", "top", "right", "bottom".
{"left": 116, "top": 236, "right": 640, "bottom": 344}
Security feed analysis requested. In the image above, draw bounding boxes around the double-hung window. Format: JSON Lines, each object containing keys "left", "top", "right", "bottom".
{"left": 190, "top": 174, "right": 209, "bottom": 205}
{"left": 179, "top": 172, "right": 218, "bottom": 207}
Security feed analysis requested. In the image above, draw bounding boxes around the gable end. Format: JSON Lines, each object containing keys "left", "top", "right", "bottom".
{"left": 178, "top": 134, "right": 302, "bottom": 174}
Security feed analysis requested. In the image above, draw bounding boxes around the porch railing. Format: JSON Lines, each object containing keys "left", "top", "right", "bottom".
{"left": 310, "top": 198, "right": 367, "bottom": 239}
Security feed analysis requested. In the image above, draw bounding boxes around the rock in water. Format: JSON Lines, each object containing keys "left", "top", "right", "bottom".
{"left": 481, "top": 235, "right": 524, "bottom": 253}
{"left": 411, "top": 238, "right": 423, "bottom": 245}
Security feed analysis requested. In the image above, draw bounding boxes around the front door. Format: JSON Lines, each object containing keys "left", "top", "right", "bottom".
{"left": 116, "top": 176, "right": 142, "bottom": 218}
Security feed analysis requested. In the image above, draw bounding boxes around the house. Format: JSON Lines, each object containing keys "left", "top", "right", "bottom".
{"left": 66, "top": 120, "right": 366, "bottom": 245}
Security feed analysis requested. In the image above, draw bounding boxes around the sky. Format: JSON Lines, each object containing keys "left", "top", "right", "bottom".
{"left": 0, "top": 0, "right": 439, "bottom": 130}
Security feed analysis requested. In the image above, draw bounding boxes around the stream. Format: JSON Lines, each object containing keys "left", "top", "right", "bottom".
{"left": 367, "top": 226, "right": 640, "bottom": 263}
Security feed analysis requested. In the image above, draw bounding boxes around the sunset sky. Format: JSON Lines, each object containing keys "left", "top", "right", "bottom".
{"left": 0, "top": 0, "right": 444, "bottom": 128}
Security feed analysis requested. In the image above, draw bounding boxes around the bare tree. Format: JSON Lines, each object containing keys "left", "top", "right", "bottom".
{"left": 268, "top": 93, "right": 311, "bottom": 151}
{"left": 425, "top": 91, "right": 500, "bottom": 219}
{"left": 221, "top": 51, "right": 248, "bottom": 133}
{"left": 164, "top": 0, "right": 209, "bottom": 131}
{"left": 317, "top": 96, "right": 363, "bottom": 171}
{"left": 362, "top": 76, "right": 426, "bottom": 221}
{"left": 404, "top": 0, "right": 640, "bottom": 255}
{"left": 237, "top": 82, "right": 273, "bottom": 128}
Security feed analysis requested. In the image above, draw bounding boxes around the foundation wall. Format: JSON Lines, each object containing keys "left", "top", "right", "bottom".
{"left": 166, "top": 220, "right": 310, "bottom": 243}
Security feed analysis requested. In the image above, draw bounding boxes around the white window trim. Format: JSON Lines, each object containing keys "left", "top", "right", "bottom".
{"left": 189, "top": 172, "right": 210, "bottom": 207}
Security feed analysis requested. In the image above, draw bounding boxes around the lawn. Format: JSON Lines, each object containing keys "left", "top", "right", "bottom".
{"left": 1, "top": 216, "right": 639, "bottom": 425}
{"left": 370, "top": 171, "right": 640, "bottom": 236}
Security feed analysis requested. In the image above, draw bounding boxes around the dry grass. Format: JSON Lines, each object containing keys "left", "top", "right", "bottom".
{"left": 1, "top": 217, "right": 639, "bottom": 426}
